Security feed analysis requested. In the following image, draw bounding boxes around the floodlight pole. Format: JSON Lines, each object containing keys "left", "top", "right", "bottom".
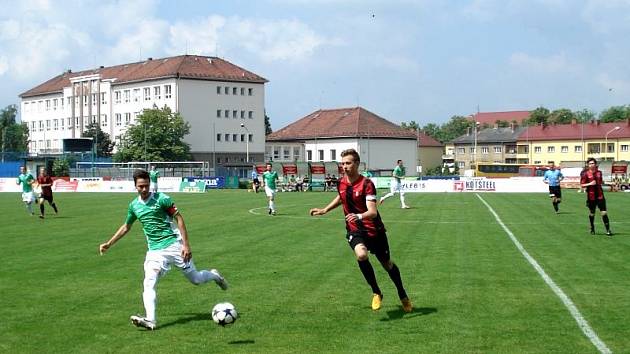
{"left": 240, "top": 123, "right": 250, "bottom": 163}
{"left": 604, "top": 126, "right": 620, "bottom": 161}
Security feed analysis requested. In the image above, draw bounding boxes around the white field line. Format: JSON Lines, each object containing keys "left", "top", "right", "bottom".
{"left": 476, "top": 194, "right": 612, "bottom": 354}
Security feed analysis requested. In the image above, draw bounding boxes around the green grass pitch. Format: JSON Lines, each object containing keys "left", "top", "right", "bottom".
{"left": 1, "top": 190, "right": 629, "bottom": 353}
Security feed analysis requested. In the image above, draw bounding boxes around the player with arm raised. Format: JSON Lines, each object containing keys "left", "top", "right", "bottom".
{"left": 99, "top": 169, "right": 228, "bottom": 330}
{"left": 310, "top": 149, "right": 413, "bottom": 313}
{"left": 378, "top": 159, "right": 410, "bottom": 209}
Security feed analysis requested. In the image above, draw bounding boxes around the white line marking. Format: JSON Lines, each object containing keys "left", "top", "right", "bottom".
{"left": 476, "top": 194, "right": 612, "bottom": 354}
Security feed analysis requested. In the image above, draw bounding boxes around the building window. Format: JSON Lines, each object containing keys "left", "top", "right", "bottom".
{"left": 318, "top": 150, "right": 324, "bottom": 161}
{"left": 330, "top": 149, "right": 336, "bottom": 160}
{"left": 164, "top": 85, "right": 172, "bottom": 99}
{"left": 457, "top": 161, "right": 465, "bottom": 168}
{"left": 45, "top": 100, "right": 50, "bottom": 111}
{"left": 273, "top": 147, "right": 280, "bottom": 160}
{"left": 575, "top": 145, "right": 582, "bottom": 153}
{"left": 232, "top": 134, "right": 238, "bottom": 142}
{"left": 240, "top": 87, "right": 245, "bottom": 95}
{"left": 67, "top": 117, "right": 72, "bottom": 127}
{"left": 534, "top": 160, "right": 542, "bottom": 164}
{"left": 154, "top": 86, "right": 161, "bottom": 100}
{"left": 248, "top": 111, "right": 253, "bottom": 119}
{"left": 470, "top": 147, "right": 475, "bottom": 154}
{"left": 92, "top": 93, "right": 98, "bottom": 105}
{"left": 53, "top": 99, "right": 58, "bottom": 110}
{"left": 115, "top": 91, "right": 121, "bottom": 104}
{"left": 457, "top": 147, "right": 465, "bottom": 154}
{"left": 224, "top": 87, "right": 229, "bottom": 95}
{"left": 124, "top": 90, "right": 130, "bottom": 103}
{"left": 621, "top": 145, "right": 629, "bottom": 152}
{"left": 102, "top": 115, "right": 108, "bottom": 127}
{"left": 248, "top": 88, "right": 253, "bottom": 96}
{"left": 60, "top": 118, "right": 64, "bottom": 129}
{"left": 481, "top": 147, "right": 489, "bottom": 154}
{"left": 224, "top": 134, "right": 230, "bottom": 142}
{"left": 115, "top": 113, "right": 122, "bottom": 126}
{"left": 493, "top": 146, "right": 502, "bottom": 153}
{"left": 293, "top": 147, "right": 300, "bottom": 160}
{"left": 216, "top": 134, "right": 221, "bottom": 141}
{"left": 133, "top": 89, "right": 140, "bottom": 102}
{"left": 144, "top": 88, "right": 150, "bottom": 101}
{"left": 307, "top": 150, "right": 312, "bottom": 161}
{"left": 125, "top": 113, "right": 131, "bottom": 125}
{"left": 283, "top": 147, "right": 290, "bottom": 160}
{"left": 217, "top": 86, "right": 221, "bottom": 94}
{"left": 232, "top": 87, "right": 237, "bottom": 95}
{"left": 534, "top": 146, "right": 542, "bottom": 153}
{"left": 547, "top": 146, "right": 555, "bottom": 153}
{"left": 561, "top": 146, "right": 569, "bottom": 153}
{"left": 24, "top": 102, "right": 29, "bottom": 112}
{"left": 217, "top": 110, "right": 221, "bottom": 118}
{"left": 101, "top": 92, "right": 106, "bottom": 104}
{"left": 240, "top": 110, "right": 245, "bottom": 119}
{"left": 233, "top": 110, "right": 238, "bottom": 119}
{"left": 240, "top": 134, "right": 245, "bottom": 142}
{"left": 225, "top": 110, "right": 230, "bottom": 118}
{"left": 53, "top": 119, "right": 58, "bottom": 130}
{"left": 248, "top": 134, "right": 252, "bottom": 142}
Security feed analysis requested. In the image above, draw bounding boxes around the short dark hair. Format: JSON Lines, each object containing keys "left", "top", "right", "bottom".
{"left": 341, "top": 149, "right": 360, "bottom": 163}
{"left": 266, "top": 162, "right": 272, "bottom": 167}
{"left": 397, "top": 159, "right": 402, "bottom": 163}
{"left": 133, "top": 169, "right": 150, "bottom": 185}
{"left": 586, "top": 157, "right": 597, "bottom": 165}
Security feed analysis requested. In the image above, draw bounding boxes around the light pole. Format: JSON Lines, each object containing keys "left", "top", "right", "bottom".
{"left": 604, "top": 126, "right": 620, "bottom": 161}
{"left": 473, "top": 121, "right": 480, "bottom": 169}
{"left": 240, "top": 123, "right": 249, "bottom": 163}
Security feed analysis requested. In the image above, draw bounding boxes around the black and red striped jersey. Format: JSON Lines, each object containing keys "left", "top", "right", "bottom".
{"left": 580, "top": 169, "right": 605, "bottom": 201}
{"left": 337, "top": 175, "right": 386, "bottom": 237}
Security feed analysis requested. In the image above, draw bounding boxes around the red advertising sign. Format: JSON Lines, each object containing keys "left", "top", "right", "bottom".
{"left": 282, "top": 164, "right": 297, "bottom": 175}
{"left": 255, "top": 165, "right": 266, "bottom": 174}
{"left": 611, "top": 164, "right": 627, "bottom": 174}
{"left": 310, "top": 165, "right": 326, "bottom": 174}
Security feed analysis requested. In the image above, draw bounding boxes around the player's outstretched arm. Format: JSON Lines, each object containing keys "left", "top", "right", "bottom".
{"left": 99, "top": 224, "right": 131, "bottom": 255}
{"left": 310, "top": 195, "right": 341, "bottom": 216}
{"left": 174, "top": 213, "right": 192, "bottom": 263}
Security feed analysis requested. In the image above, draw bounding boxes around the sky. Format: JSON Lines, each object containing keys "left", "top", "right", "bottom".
{"left": 1, "top": 0, "right": 630, "bottom": 130}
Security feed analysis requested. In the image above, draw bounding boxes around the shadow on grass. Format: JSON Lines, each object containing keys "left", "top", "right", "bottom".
{"left": 380, "top": 307, "right": 438, "bottom": 322}
{"left": 158, "top": 313, "right": 210, "bottom": 329}
{"left": 228, "top": 340, "right": 256, "bottom": 345}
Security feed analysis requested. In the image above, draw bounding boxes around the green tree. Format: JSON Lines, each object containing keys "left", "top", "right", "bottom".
{"left": 526, "top": 107, "right": 550, "bottom": 126}
{"left": 114, "top": 106, "right": 191, "bottom": 162}
{"left": 495, "top": 120, "right": 511, "bottom": 128}
{"left": 53, "top": 157, "right": 70, "bottom": 176}
{"left": 549, "top": 108, "right": 576, "bottom": 124}
{"left": 599, "top": 105, "right": 630, "bottom": 123}
{"left": 439, "top": 115, "right": 473, "bottom": 143}
{"left": 401, "top": 120, "right": 421, "bottom": 130}
{"left": 421, "top": 123, "right": 440, "bottom": 140}
{"left": 575, "top": 109, "right": 596, "bottom": 123}
{"left": 1, "top": 104, "right": 29, "bottom": 154}
{"left": 264, "top": 113, "right": 273, "bottom": 135}
{"left": 82, "top": 122, "right": 115, "bottom": 157}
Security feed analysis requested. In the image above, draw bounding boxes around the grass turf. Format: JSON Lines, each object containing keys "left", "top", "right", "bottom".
{"left": 0, "top": 190, "right": 629, "bottom": 353}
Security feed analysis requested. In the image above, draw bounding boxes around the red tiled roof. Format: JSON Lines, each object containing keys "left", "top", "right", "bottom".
{"left": 266, "top": 107, "right": 417, "bottom": 141}
{"left": 19, "top": 55, "right": 268, "bottom": 98}
{"left": 416, "top": 131, "right": 443, "bottom": 147}
{"left": 521, "top": 121, "right": 630, "bottom": 140}
{"left": 470, "top": 111, "right": 531, "bottom": 125}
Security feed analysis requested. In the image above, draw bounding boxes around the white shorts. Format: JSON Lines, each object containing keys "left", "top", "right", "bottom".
{"left": 22, "top": 192, "right": 35, "bottom": 203}
{"left": 144, "top": 240, "right": 196, "bottom": 276}
{"left": 390, "top": 179, "right": 402, "bottom": 193}
{"left": 264, "top": 186, "right": 276, "bottom": 198}
{"left": 150, "top": 182, "right": 158, "bottom": 193}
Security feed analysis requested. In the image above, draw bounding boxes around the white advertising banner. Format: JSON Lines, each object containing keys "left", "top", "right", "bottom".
{"left": 0, "top": 178, "right": 21, "bottom": 192}
{"left": 157, "top": 177, "right": 183, "bottom": 193}
{"left": 396, "top": 177, "right": 549, "bottom": 193}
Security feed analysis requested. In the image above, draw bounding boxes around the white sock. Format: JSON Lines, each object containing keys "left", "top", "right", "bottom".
{"left": 400, "top": 193, "right": 407, "bottom": 207}
{"left": 26, "top": 203, "right": 33, "bottom": 214}
{"left": 270, "top": 200, "right": 275, "bottom": 211}
{"left": 143, "top": 277, "right": 158, "bottom": 322}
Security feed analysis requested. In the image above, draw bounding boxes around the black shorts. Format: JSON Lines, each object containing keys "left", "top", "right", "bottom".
{"left": 548, "top": 186, "right": 562, "bottom": 198}
{"left": 253, "top": 178, "right": 260, "bottom": 186}
{"left": 41, "top": 194, "right": 54, "bottom": 203}
{"left": 586, "top": 199, "right": 607, "bottom": 213}
{"left": 346, "top": 230, "right": 390, "bottom": 261}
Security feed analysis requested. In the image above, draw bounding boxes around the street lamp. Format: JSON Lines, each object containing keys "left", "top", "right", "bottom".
{"left": 604, "top": 126, "right": 620, "bottom": 161}
{"left": 240, "top": 123, "right": 249, "bottom": 163}
{"left": 473, "top": 121, "right": 480, "bottom": 168}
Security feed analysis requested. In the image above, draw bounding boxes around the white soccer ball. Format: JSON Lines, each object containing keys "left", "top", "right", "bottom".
{"left": 211, "top": 302, "right": 238, "bottom": 326}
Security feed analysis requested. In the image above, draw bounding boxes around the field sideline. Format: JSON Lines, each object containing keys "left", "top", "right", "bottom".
{"left": 0, "top": 190, "right": 629, "bottom": 353}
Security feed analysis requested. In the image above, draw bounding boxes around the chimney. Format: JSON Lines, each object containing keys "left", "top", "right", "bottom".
{"left": 99, "top": 65, "right": 104, "bottom": 69}
{"left": 147, "top": 57, "right": 153, "bottom": 61}
{"left": 66, "top": 69, "right": 72, "bottom": 74}
{"left": 571, "top": 119, "right": 577, "bottom": 125}
{"left": 596, "top": 120, "right": 600, "bottom": 126}
{"left": 510, "top": 123, "right": 514, "bottom": 132}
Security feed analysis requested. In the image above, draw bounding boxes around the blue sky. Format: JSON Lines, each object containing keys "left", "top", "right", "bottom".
{"left": 1, "top": 0, "right": 629, "bottom": 130}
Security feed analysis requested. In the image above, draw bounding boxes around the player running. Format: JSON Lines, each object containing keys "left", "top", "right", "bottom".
{"left": 149, "top": 165, "right": 159, "bottom": 193}
{"left": 580, "top": 158, "right": 613, "bottom": 236}
{"left": 99, "top": 169, "right": 228, "bottom": 330}
{"left": 262, "top": 163, "right": 278, "bottom": 215}
{"left": 378, "top": 159, "right": 410, "bottom": 209}
{"left": 37, "top": 167, "right": 58, "bottom": 219}
{"left": 16, "top": 166, "right": 35, "bottom": 216}
{"left": 310, "top": 149, "right": 413, "bottom": 313}
{"left": 543, "top": 162, "right": 564, "bottom": 214}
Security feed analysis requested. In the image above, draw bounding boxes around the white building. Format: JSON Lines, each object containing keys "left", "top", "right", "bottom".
{"left": 18, "top": 55, "right": 268, "bottom": 167}
{"left": 265, "top": 107, "right": 418, "bottom": 174}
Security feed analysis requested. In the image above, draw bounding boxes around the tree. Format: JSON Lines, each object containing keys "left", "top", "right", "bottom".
{"left": 439, "top": 115, "right": 473, "bottom": 143}
{"left": 599, "top": 105, "right": 630, "bottom": 123}
{"left": 82, "top": 122, "right": 115, "bottom": 157}
{"left": 1, "top": 104, "right": 29, "bottom": 154}
{"left": 575, "top": 109, "right": 596, "bottom": 123}
{"left": 114, "top": 106, "right": 192, "bottom": 162}
{"left": 421, "top": 123, "right": 440, "bottom": 141}
{"left": 549, "top": 108, "right": 575, "bottom": 124}
{"left": 526, "top": 106, "right": 550, "bottom": 126}
{"left": 264, "top": 113, "right": 272, "bottom": 135}
{"left": 400, "top": 120, "right": 421, "bottom": 130}
{"left": 53, "top": 157, "right": 70, "bottom": 176}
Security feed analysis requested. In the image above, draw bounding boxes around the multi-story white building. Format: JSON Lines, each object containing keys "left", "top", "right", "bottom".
{"left": 18, "top": 55, "right": 268, "bottom": 166}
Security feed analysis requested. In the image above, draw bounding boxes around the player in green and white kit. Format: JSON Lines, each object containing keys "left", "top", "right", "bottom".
{"left": 262, "top": 162, "right": 279, "bottom": 215}
{"left": 16, "top": 166, "right": 36, "bottom": 216}
{"left": 99, "top": 169, "right": 227, "bottom": 330}
{"left": 379, "top": 160, "right": 410, "bottom": 209}
{"left": 149, "top": 165, "right": 159, "bottom": 193}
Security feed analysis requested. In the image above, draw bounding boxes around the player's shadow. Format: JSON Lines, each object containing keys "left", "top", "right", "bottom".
{"left": 158, "top": 313, "right": 209, "bottom": 329}
{"left": 229, "top": 340, "right": 256, "bottom": 345}
{"left": 379, "top": 307, "right": 437, "bottom": 322}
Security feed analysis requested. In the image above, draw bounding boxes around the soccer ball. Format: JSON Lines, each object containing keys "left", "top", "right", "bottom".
{"left": 211, "top": 302, "right": 238, "bottom": 326}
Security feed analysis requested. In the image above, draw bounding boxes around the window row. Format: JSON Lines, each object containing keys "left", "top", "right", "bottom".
{"left": 216, "top": 109, "right": 254, "bottom": 119}
{"left": 216, "top": 133, "right": 253, "bottom": 142}
{"left": 305, "top": 149, "right": 337, "bottom": 161}
{"left": 216, "top": 86, "right": 253, "bottom": 96}
{"left": 114, "top": 85, "right": 172, "bottom": 104}
{"left": 28, "top": 112, "right": 141, "bottom": 132}
{"left": 266, "top": 146, "right": 302, "bottom": 161}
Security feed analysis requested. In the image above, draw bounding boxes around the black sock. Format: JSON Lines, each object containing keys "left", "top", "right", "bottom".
{"left": 552, "top": 202, "right": 558, "bottom": 212}
{"left": 51, "top": 203, "right": 58, "bottom": 213}
{"left": 358, "top": 260, "right": 381, "bottom": 295}
{"left": 386, "top": 263, "right": 408, "bottom": 300}
{"left": 40, "top": 203, "right": 44, "bottom": 216}
{"left": 589, "top": 215, "right": 595, "bottom": 231}
{"left": 602, "top": 215, "right": 610, "bottom": 231}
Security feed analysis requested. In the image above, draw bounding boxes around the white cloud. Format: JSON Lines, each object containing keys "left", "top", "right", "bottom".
{"left": 0, "top": 56, "right": 8, "bottom": 76}
{"left": 509, "top": 52, "right": 581, "bottom": 74}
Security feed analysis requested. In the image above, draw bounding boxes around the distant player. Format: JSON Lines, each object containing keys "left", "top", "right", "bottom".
{"left": 37, "top": 167, "right": 58, "bottom": 219}
{"left": 262, "top": 163, "right": 278, "bottom": 215}
{"left": 310, "top": 149, "right": 413, "bottom": 313}
{"left": 99, "top": 169, "right": 228, "bottom": 330}
{"left": 580, "top": 158, "right": 613, "bottom": 236}
{"left": 16, "top": 166, "right": 35, "bottom": 216}
{"left": 543, "top": 162, "right": 564, "bottom": 214}
{"left": 251, "top": 166, "right": 260, "bottom": 193}
{"left": 149, "top": 165, "right": 159, "bottom": 193}
{"left": 379, "top": 159, "right": 410, "bottom": 209}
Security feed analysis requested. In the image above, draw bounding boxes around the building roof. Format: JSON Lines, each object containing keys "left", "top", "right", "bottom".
{"left": 19, "top": 55, "right": 268, "bottom": 98}
{"left": 417, "top": 131, "right": 443, "bottom": 147}
{"left": 266, "top": 107, "right": 417, "bottom": 141}
{"left": 452, "top": 126, "right": 527, "bottom": 144}
{"left": 521, "top": 120, "right": 630, "bottom": 141}
{"left": 470, "top": 111, "right": 531, "bottom": 125}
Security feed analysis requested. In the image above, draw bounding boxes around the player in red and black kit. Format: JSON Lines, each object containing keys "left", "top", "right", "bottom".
{"left": 37, "top": 167, "right": 58, "bottom": 219}
{"left": 580, "top": 158, "right": 612, "bottom": 236}
{"left": 310, "top": 149, "right": 413, "bottom": 313}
